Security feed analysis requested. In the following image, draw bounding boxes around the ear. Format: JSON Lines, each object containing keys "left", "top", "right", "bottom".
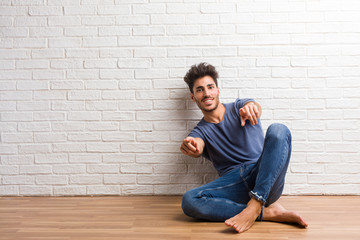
{"left": 190, "top": 93, "right": 195, "bottom": 102}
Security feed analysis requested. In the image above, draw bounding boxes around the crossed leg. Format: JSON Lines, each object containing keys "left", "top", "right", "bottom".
{"left": 225, "top": 123, "right": 308, "bottom": 233}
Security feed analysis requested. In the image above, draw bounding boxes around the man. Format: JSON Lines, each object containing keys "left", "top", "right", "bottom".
{"left": 180, "top": 63, "right": 308, "bottom": 233}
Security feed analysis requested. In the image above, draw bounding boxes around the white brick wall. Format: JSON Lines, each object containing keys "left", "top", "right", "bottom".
{"left": 0, "top": 0, "right": 359, "bottom": 196}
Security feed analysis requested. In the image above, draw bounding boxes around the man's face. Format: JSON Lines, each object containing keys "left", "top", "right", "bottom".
{"left": 191, "top": 76, "right": 220, "bottom": 113}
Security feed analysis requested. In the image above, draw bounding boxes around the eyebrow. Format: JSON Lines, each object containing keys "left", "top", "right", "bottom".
{"left": 195, "top": 84, "right": 215, "bottom": 89}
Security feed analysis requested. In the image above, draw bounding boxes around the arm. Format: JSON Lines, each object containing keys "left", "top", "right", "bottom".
{"left": 180, "top": 136, "right": 205, "bottom": 158}
{"left": 239, "top": 101, "right": 262, "bottom": 127}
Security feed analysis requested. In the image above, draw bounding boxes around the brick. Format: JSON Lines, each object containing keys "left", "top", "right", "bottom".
{"left": 86, "top": 101, "right": 117, "bottom": 111}
{"left": 136, "top": 132, "right": 170, "bottom": 142}
{"left": 14, "top": 16, "right": 47, "bottom": 27}
{"left": 36, "top": 176, "right": 67, "bottom": 185}
{"left": 98, "top": 5, "right": 130, "bottom": 15}
{"left": 82, "top": 16, "right": 114, "bottom": 26}
{"left": 153, "top": 121, "right": 186, "bottom": 131}
{"left": 87, "top": 186, "right": 120, "bottom": 195}
{"left": 167, "top": 25, "right": 199, "bottom": 35}
{"left": 48, "top": 16, "right": 81, "bottom": 26}
{"left": 154, "top": 185, "right": 186, "bottom": 195}
{"left": 83, "top": 37, "right": 117, "bottom": 47}
{"left": 35, "top": 154, "right": 67, "bottom": 164}
{"left": 99, "top": 26, "right": 130, "bottom": 36}
{"left": 69, "top": 154, "right": 101, "bottom": 163}
{"left": 2, "top": 155, "right": 34, "bottom": 165}
{"left": 18, "top": 122, "right": 51, "bottom": 132}
{"left": 32, "top": 49, "right": 64, "bottom": 59}
{"left": 102, "top": 132, "right": 135, "bottom": 142}
{"left": 133, "top": 26, "right": 165, "bottom": 36}
{"left": 33, "top": 70, "right": 64, "bottom": 80}
{"left": 121, "top": 164, "right": 152, "bottom": 174}
{"left": 68, "top": 133, "right": 101, "bottom": 142}
{"left": 102, "top": 112, "right": 134, "bottom": 121}
{"left": 118, "top": 59, "right": 151, "bottom": 69}
{"left": 220, "top": 14, "right": 253, "bottom": 24}
{"left": 20, "top": 186, "right": 52, "bottom": 196}
{"left": 153, "top": 58, "right": 186, "bottom": 68}
{"left": 64, "top": 6, "right": 97, "bottom": 15}
{"left": 0, "top": 102, "right": 16, "bottom": 111}
{"left": 0, "top": 60, "right": 15, "bottom": 70}
{"left": 121, "top": 143, "right": 152, "bottom": 153}
{"left": 19, "top": 165, "right": 52, "bottom": 174}
{"left": 201, "top": 3, "right": 235, "bottom": 13}
{"left": 29, "top": 6, "right": 62, "bottom": 16}
{"left": 0, "top": 27, "right": 28, "bottom": 37}
{"left": 103, "top": 154, "right": 135, "bottom": 163}
{"left": 202, "top": 25, "right": 235, "bottom": 35}
{"left": 135, "top": 69, "right": 168, "bottom": 79}
{"left": 102, "top": 90, "right": 135, "bottom": 100}
{"left": 151, "top": 15, "right": 185, "bottom": 25}
{"left": 52, "top": 101, "right": 85, "bottom": 111}
{"left": 134, "top": 47, "right": 166, "bottom": 57}
{"left": 0, "top": 165, "right": 18, "bottom": 174}
{"left": 87, "top": 165, "right": 119, "bottom": 174}
{"left": 168, "top": 48, "right": 202, "bottom": 57}
{"left": 1, "top": 112, "right": 32, "bottom": 122}
{"left": 68, "top": 91, "right": 101, "bottom": 100}
{"left": 1, "top": 91, "right": 32, "bottom": 100}
{"left": 67, "top": 111, "right": 101, "bottom": 121}
{"left": 100, "top": 70, "right": 133, "bottom": 80}
{"left": 116, "top": 15, "right": 149, "bottom": 25}
{"left": 104, "top": 174, "right": 136, "bottom": 184}
{"left": 122, "top": 185, "right": 153, "bottom": 195}
{"left": 2, "top": 133, "right": 33, "bottom": 143}
{"left": 2, "top": 176, "right": 35, "bottom": 185}
{"left": 52, "top": 122, "right": 84, "bottom": 132}
{"left": 54, "top": 186, "right": 86, "bottom": 196}
{"left": 120, "top": 122, "right": 152, "bottom": 131}
{"left": 153, "top": 164, "right": 186, "bottom": 174}
{"left": 86, "top": 122, "right": 119, "bottom": 131}
{"left": 65, "top": 27, "right": 97, "bottom": 37}
{"left": 52, "top": 165, "right": 86, "bottom": 174}
{"left": 136, "top": 154, "right": 182, "bottom": 164}
{"left": 87, "top": 143, "right": 120, "bottom": 153}
{"left": 53, "top": 143, "right": 86, "bottom": 153}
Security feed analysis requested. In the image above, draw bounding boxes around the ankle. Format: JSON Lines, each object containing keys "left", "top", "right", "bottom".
{"left": 247, "top": 198, "right": 263, "bottom": 215}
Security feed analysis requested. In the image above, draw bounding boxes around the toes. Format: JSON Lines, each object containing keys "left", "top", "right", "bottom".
{"left": 225, "top": 218, "right": 235, "bottom": 227}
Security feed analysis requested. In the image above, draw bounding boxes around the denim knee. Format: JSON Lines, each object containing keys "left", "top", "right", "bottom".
{"left": 266, "top": 123, "right": 291, "bottom": 143}
{"left": 181, "top": 190, "right": 198, "bottom": 218}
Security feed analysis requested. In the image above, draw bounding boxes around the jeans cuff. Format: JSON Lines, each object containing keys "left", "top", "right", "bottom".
{"left": 256, "top": 205, "right": 265, "bottom": 221}
{"left": 249, "top": 190, "right": 266, "bottom": 205}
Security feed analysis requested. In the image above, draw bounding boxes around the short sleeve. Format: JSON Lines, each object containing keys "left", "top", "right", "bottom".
{"left": 188, "top": 126, "right": 204, "bottom": 140}
{"left": 235, "top": 98, "right": 255, "bottom": 111}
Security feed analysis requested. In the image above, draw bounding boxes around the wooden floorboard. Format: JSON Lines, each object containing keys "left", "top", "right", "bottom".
{"left": 0, "top": 196, "right": 359, "bottom": 240}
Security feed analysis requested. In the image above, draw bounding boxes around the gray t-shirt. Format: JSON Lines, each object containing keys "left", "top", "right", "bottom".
{"left": 189, "top": 98, "right": 265, "bottom": 176}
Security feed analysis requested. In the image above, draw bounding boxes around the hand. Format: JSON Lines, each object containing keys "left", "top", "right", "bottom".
{"left": 180, "top": 137, "right": 200, "bottom": 157}
{"left": 240, "top": 102, "right": 260, "bottom": 127}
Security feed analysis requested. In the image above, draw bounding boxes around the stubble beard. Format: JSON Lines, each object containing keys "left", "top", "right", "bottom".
{"left": 195, "top": 95, "right": 220, "bottom": 113}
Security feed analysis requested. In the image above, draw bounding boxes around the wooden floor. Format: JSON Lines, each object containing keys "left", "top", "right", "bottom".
{"left": 0, "top": 196, "right": 359, "bottom": 240}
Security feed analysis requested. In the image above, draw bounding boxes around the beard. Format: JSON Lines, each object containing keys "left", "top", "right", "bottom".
{"left": 194, "top": 95, "right": 220, "bottom": 113}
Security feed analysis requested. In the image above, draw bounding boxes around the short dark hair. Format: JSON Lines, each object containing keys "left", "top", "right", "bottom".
{"left": 183, "top": 62, "right": 219, "bottom": 93}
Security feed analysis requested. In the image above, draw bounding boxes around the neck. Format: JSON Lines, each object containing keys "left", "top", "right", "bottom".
{"left": 202, "top": 103, "right": 225, "bottom": 124}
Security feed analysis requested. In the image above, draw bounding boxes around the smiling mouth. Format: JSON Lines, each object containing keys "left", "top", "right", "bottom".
{"left": 202, "top": 98, "right": 213, "bottom": 104}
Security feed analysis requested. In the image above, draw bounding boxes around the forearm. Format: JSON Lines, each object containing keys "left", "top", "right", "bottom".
{"left": 244, "top": 101, "right": 262, "bottom": 118}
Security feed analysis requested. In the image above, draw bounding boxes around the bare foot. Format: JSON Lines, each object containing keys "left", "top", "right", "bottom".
{"left": 263, "top": 202, "right": 308, "bottom": 228}
{"left": 225, "top": 198, "right": 262, "bottom": 233}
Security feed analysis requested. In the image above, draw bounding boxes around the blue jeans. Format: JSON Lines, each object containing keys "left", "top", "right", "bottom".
{"left": 182, "top": 123, "right": 292, "bottom": 221}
